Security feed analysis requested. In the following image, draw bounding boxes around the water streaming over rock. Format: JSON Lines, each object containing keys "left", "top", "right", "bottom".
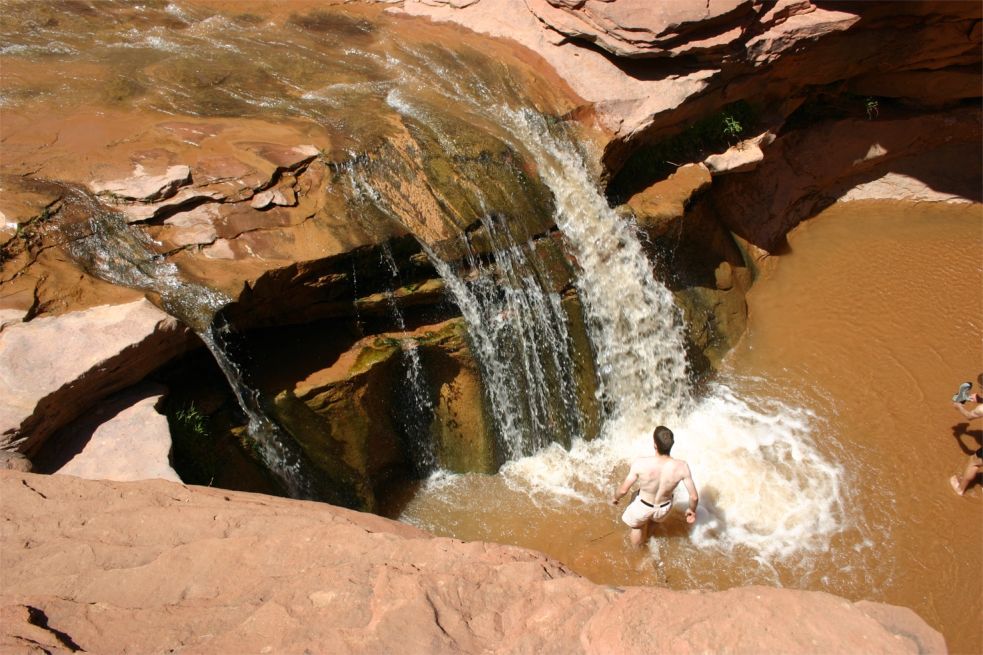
{"left": 58, "top": 186, "right": 312, "bottom": 498}
{"left": 378, "top": 244, "right": 437, "bottom": 474}
{"left": 345, "top": 159, "right": 586, "bottom": 461}
{"left": 375, "top": 48, "right": 847, "bottom": 564}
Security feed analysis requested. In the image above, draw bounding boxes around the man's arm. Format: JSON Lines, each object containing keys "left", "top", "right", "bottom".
{"left": 952, "top": 401, "right": 983, "bottom": 420}
{"left": 681, "top": 463, "right": 699, "bottom": 524}
{"left": 612, "top": 466, "right": 638, "bottom": 505}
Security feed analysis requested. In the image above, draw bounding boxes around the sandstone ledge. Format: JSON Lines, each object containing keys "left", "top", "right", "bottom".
{"left": 1, "top": 471, "right": 944, "bottom": 654}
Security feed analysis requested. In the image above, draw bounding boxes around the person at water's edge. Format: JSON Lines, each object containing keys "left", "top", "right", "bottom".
{"left": 951, "top": 393, "right": 983, "bottom": 496}
{"left": 612, "top": 426, "right": 698, "bottom": 547}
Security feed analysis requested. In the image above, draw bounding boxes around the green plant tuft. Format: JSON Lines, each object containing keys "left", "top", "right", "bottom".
{"left": 864, "top": 97, "right": 879, "bottom": 120}
{"left": 608, "top": 100, "right": 756, "bottom": 203}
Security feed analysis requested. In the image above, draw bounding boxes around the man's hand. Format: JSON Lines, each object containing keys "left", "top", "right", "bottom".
{"left": 611, "top": 495, "right": 621, "bottom": 505}
{"left": 685, "top": 509, "right": 696, "bottom": 524}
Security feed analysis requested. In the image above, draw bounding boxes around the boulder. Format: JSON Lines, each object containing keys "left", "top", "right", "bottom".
{"left": 627, "top": 163, "right": 712, "bottom": 236}
{"left": 37, "top": 383, "right": 181, "bottom": 483}
{"left": 0, "top": 300, "right": 194, "bottom": 456}
{"left": 711, "top": 107, "right": 982, "bottom": 253}
{"left": 271, "top": 319, "right": 500, "bottom": 511}
{"left": 0, "top": 471, "right": 946, "bottom": 654}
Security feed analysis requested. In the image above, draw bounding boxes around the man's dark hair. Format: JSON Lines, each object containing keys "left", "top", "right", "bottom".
{"left": 653, "top": 426, "right": 674, "bottom": 455}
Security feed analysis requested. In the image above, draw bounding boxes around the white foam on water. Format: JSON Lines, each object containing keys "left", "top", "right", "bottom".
{"left": 493, "top": 381, "right": 846, "bottom": 562}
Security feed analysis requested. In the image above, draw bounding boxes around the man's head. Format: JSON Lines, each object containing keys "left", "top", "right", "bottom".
{"left": 653, "top": 426, "right": 674, "bottom": 455}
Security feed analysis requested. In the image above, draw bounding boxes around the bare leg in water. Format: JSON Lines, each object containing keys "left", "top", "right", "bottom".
{"left": 950, "top": 454, "right": 982, "bottom": 496}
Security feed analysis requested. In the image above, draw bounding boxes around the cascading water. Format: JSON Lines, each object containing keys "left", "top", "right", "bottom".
{"left": 341, "top": 155, "right": 586, "bottom": 462}
{"left": 6, "top": 0, "right": 850, "bottom": 570}
{"left": 378, "top": 244, "right": 437, "bottom": 474}
{"left": 58, "top": 186, "right": 312, "bottom": 498}
{"left": 418, "top": 219, "right": 584, "bottom": 459}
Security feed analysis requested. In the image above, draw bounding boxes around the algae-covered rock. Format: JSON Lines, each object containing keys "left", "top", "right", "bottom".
{"left": 353, "top": 278, "right": 447, "bottom": 316}
{"left": 560, "top": 291, "right": 601, "bottom": 440}
{"left": 416, "top": 319, "right": 497, "bottom": 473}
{"left": 276, "top": 335, "right": 405, "bottom": 512}
{"left": 271, "top": 389, "right": 375, "bottom": 510}
{"left": 269, "top": 320, "right": 502, "bottom": 509}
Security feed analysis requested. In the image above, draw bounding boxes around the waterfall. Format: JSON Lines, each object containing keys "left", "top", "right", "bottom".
{"left": 377, "top": 51, "right": 846, "bottom": 565}
{"left": 498, "top": 108, "right": 692, "bottom": 430}
{"left": 378, "top": 244, "right": 437, "bottom": 474}
{"left": 343, "top": 158, "right": 586, "bottom": 461}
{"left": 59, "top": 186, "right": 312, "bottom": 498}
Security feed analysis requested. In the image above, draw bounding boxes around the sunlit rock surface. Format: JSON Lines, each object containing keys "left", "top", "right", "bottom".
{"left": 401, "top": 0, "right": 980, "bottom": 167}
{"left": 0, "top": 300, "right": 192, "bottom": 456}
{"left": 42, "top": 383, "right": 181, "bottom": 483}
{"left": 0, "top": 471, "right": 946, "bottom": 654}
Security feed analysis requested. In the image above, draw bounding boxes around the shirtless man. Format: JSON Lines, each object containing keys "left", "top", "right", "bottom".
{"left": 611, "top": 425, "right": 699, "bottom": 547}
{"left": 951, "top": 392, "right": 983, "bottom": 495}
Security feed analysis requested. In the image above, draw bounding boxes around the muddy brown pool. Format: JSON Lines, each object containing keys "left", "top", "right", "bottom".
{"left": 395, "top": 200, "right": 983, "bottom": 653}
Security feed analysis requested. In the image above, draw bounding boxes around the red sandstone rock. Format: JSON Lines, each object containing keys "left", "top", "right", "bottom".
{"left": 400, "top": 0, "right": 980, "bottom": 169}
{"left": 525, "top": 0, "right": 756, "bottom": 58}
{"left": 703, "top": 131, "right": 774, "bottom": 175}
{"left": 0, "top": 471, "right": 946, "bottom": 654}
{"left": 47, "top": 383, "right": 181, "bottom": 484}
{"left": 0, "top": 300, "right": 193, "bottom": 456}
{"left": 627, "top": 163, "right": 712, "bottom": 236}
{"left": 90, "top": 164, "right": 192, "bottom": 202}
{"left": 710, "top": 108, "right": 982, "bottom": 252}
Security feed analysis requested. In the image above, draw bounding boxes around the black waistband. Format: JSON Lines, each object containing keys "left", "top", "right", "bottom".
{"left": 640, "top": 498, "right": 671, "bottom": 508}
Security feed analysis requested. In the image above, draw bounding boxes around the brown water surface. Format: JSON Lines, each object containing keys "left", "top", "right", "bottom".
{"left": 398, "top": 200, "right": 983, "bottom": 653}
{"left": 733, "top": 200, "right": 983, "bottom": 653}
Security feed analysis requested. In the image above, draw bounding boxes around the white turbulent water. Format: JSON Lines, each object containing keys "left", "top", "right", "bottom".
{"left": 492, "top": 382, "right": 846, "bottom": 559}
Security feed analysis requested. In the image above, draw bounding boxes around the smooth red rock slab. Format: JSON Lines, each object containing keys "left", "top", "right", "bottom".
{"left": 0, "top": 471, "right": 946, "bottom": 654}
{"left": 49, "top": 383, "right": 180, "bottom": 483}
{"left": 0, "top": 300, "right": 192, "bottom": 456}
{"left": 90, "top": 164, "right": 192, "bottom": 202}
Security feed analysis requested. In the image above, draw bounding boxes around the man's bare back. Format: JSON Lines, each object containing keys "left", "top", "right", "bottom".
{"left": 611, "top": 426, "right": 698, "bottom": 547}
{"left": 626, "top": 455, "right": 694, "bottom": 506}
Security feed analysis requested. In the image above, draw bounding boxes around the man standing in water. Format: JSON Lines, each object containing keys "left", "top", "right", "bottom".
{"left": 951, "top": 391, "right": 983, "bottom": 495}
{"left": 612, "top": 426, "right": 698, "bottom": 547}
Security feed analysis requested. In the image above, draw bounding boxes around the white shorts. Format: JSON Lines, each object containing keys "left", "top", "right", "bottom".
{"left": 621, "top": 495, "right": 673, "bottom": 528}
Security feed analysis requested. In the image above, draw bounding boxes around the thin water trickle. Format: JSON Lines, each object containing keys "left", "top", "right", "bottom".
{"left": 59, "top": 185, "right": 312, "bottom": 498}
{"left": 379, "top": 244, "right": 437, "bottom": 474}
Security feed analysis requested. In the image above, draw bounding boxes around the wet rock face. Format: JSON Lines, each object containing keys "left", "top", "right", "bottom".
{"left": 0, "top": 471, "right": 947, "bottom": 655}
{"left": 267, "top": 318, "right": 499, "bottom": 511}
